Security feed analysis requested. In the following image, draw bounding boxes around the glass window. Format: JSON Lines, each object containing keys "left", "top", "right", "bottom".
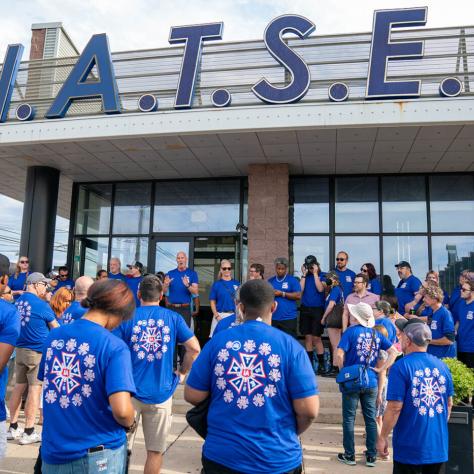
{"left": 335, "top": 177, "right": 379, "bottom": 233}
{"left": 155, "top": 241, "right": 190, "bottom": 274}
{"left": 291, "top": 236, "right": 329, "bottom": 277}
{"left": 382, "top": 176, "right": 427, "bottom": 232}
{"left": 0, "top": 195, "right": 22, "bottom": 261}
{"left": 75, "top": 184, "right": 112, "bottom": 235}
{"left": 431, "top": 235, "right": 474, "bottom": 295}
{"left": 335, "top": 236, "right": 380, "bottom": 276}
{"left": 153, "top": 180, "right": 240, "bottom": 232}
{"left": 53, "top": 215, "right": 70, "bottom": 268}
{"left": 429, "top": 175, "right": 474, "bottom": 232}
{"left": 73, "top": 237, "right": 109, "bottom": 279}
{"left": 292, "top": 177, "right": 329, "bottom": 233}
{"left": 383, "top": 236, "right": 429, "bottom": 290}
{"left": 112, "top": 183, "right": 151, "bottom": 235}
{"left": 111, "top": 237, "right": 148, "bottom": 273}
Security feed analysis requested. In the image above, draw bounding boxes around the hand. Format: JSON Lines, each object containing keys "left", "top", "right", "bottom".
{"left": 175, "top": 370, "right": 186, "bottom": 384}
{"left": 182, "top": 275, "right": 190, "bottom": 288}
{"left": 300, "top": 265, "right": 308, "bottom": 276}
{"left": 274, "top": 290, "right": 283, "bottom": 297}
{"left": 376, "top": 394, "right": 383, "bottom": 408}
{"left": 371, "top": 366, "right": 381, "bottom": 374}
{"left": 213, "top": 313, "right": 221, "bottom": 321}
{"left": 164, "top": 276, "right": 172, "bottom": 286}
{"left": 321, "top": 317, "right": 327, "bottom": 325}
{"left": 376, "top": 436, "right": 389, "bottom": 458}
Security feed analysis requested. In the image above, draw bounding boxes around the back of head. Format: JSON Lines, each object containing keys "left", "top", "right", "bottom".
{"left": 374, "top": 324, "right": 388, "bottom": 339}
{"left": 139, "top": 275, "right": 163, "bottom": 303}
{"left": 239, "top": 280, "right": 274, "bottom": 319}
{"left": 75, "top": 276, "right": 94, "bottom": 298}
{"left": 0, "top": 254, "right": 10, "bottom": 279}
{"left": 82, "top": 279, "right": 135, "bottom": 320}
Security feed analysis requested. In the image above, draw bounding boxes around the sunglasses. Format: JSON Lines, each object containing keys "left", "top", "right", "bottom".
{"left": 20, "top": 260, "right": 29, "bottom": 264}
{"left": 360, "top": 268, "right": 368, "bottom": 272}
{"left": 221, "top": 267, "right": 232, "bottom": 271}
{"left": 336, "top": 258, "right": 346, "bottom": 261}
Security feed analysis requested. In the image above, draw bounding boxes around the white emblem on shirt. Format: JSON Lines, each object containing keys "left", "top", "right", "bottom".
{"left": 282, "top": 282, "right": 289, "bottom": 290}
{"left": 131, "top": 319, "right": 169, "bottom": 362}
{"left": 467, "top": 311, "right": 473, "bottom": 320}
{"left": 346, "top": 276, "right": 352, "bottom": 282}
{"left": 356, "top": 332, "right": 381, "bottom": 364}
{"left": 16, "top": 301, "right": 32, "bottom": 326}
{"left": 412, "top": 368, "right": 446, "bottom": 417}
{"left": 430, "top": 320, "right": 438, "bottom": 330}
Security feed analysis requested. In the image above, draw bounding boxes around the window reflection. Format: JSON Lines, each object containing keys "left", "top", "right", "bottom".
{"left": 383, "top": 236, "right": 428, "bottom": 289}
{"left": 73, "top": 237, "right": 109, "bottom": 279}
{"left": 75, "top": 185, "right": 112, "bottom": 235}
{"left": 382, "top": 176, "right": 427, "bottom": 232}
{"left": 111, "top": 237, "right": 148, "bottom": 273}
{"left": 292, "top": 177, "right": 329, "bottom": 233}
{"left": 113, "top": 183, "right": 151, "bottom": 235}
{"left": 335, "top": 236, "right": 380, "bottom": 276}
{"left": 291, "top": 236, "right": 329, "bottom": 277}
{"left": 154, "top": 180, "right": 240, "bottom": 232}
{"left": 335, "top": 177, "right": 379, "bottom": 233}
{"left": 431, "top": 235, "right": 474, "bottom": 294}
{"left": 430, "top": 175, "right": 474, "bottom": 232}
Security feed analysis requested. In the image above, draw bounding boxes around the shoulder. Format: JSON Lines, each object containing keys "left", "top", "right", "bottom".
{"left": 349, "top": 269, "right": 356, "bottom": 277}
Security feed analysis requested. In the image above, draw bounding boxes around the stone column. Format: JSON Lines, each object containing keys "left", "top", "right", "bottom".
{"left": 247, "top": 164, "right": 289, "bottom": 279}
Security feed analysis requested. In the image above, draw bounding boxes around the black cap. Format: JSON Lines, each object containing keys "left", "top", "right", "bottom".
{"left": 395, "top": 260, "right": 411, "bottom": 269}
{"left": 0, "top": 254, "right": 10, "bottom": 276}
{"left": 127, "top": 261, "right": 144, "bottom": 273}
{"left": 305, "top": 255, "right": 319, "bottom": 266}
{"left": 395, "top": 317, "right": 425, "bottom": 332}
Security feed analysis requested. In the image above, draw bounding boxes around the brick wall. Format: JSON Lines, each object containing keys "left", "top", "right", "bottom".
{"left": 247, "top": 164, "right": 289, "bottom": 280}
{"left": 29, "top": 28, "right": 46, "bottom": 60}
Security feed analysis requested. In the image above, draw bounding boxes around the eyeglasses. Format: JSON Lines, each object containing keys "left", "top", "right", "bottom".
{"left": 59, "top": 274, "right": 68, "bottom": 278}
{"left": 461, "top": 288, "right": 471, "bottom": 292}
{"left": 20, "top": 260, "right": 29, "bottom": 264}
{"left": 249, "top": 269, "right": 257, "bottom": 273}
{"left": 221, "top": 267, "right": 232, "bottom": 271}
{"left": 336, "top": 258, "right": 346, "bottom": 261}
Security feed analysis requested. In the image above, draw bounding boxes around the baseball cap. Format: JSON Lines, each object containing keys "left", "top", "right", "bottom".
{"left": 26, "top": 272, "right": 52, "bottom": 285}
{"left": 375, "top": 300, "right": 391, "bottom": 315}
{"left": 0, "top": 254, "right": 10, "bottom": 276}
{"left": 395, "top": 318, "right": 432, "bottom": 347}
{"left": 274, "top": 257, "right": 288, "bottom": 267}
{"left": 127, "top": 261, "right": 144, "bottom": 273}
{"left": 395, "top": 260, "right": 411, "bottom": 269}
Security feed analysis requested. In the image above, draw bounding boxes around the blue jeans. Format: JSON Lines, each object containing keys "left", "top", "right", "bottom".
{"left": 342, "top": 388, "right": 377, "bottom": 458}
{"left": 42, "top": 442, "right": 127, "bottom": 474}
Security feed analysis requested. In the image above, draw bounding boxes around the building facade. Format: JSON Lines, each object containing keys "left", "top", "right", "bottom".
{"left": 0, "top": 9, "right": 473, "bottom": 308}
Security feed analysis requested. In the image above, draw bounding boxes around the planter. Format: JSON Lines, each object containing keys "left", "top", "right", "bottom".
{"left": 447, "top": 405, "right": 473, "bottom": 474}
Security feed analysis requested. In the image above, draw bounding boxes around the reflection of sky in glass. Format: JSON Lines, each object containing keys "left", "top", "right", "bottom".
{"left": 383, "top": 236, "right": 428, "bottom": 284}
{"left": 335, "top": 202, "right": 379, "bottom": 233}
{"left": 155, "top": 242, "right": 190, "bottom": 274}
{"left": 430, "top": 201, "right": 474, "bottom": 232}
{"left": 335, "top": 236, "right": 380, "bottom": 275}
{"left": 293, "top": 203, "right": 329, "bottom": 233}
{"left": 292, "top": 236, "right": 329, "bottom": 277}
{"left": 431, "top": 236, "right": 474, "bottom": 271}
{"left": 83, "top": 238, "right": 109, "bottom": 278}
{"left": 382, "top": 202, "right": 427, "bottom": 232}
{"left": 113, "top": 205, "right": 150, "bottom": 234}
{"left": 154, "top": 204, "right": 239, "bottom": 232}
{"left": 111, "top": 237, "right": 148, "bottom": 273}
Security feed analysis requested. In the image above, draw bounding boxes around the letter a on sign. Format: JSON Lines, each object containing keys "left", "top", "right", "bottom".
{"left": 366, "top": 8, "right": 427, "bottom": 99}
{"left": 46, "top": 34, "right": 120, "bottom": 118}
{"left": 0, "top": 44, "right": 24, "bottom": 123}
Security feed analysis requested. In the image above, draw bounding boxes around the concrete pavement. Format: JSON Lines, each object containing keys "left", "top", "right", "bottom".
{"left": 0, "top": 415, "right": 392, "bottom": 473}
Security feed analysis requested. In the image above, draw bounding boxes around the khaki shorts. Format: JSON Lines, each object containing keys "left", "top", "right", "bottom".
{"left": 132, "top": 396, "right": 172, "bottom": 453}
{"left": 15, "top": 347, "right": 43, "bottom": 386}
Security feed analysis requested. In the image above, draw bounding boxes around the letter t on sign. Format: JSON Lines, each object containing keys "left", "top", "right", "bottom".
{"left": 366, "top": 7, "right": 427, "bottom": 99}
{"left": 169, "top": 23, "right": 223, "bottom": 109}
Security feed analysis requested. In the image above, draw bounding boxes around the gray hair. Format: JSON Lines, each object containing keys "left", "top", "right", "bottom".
{"left": 274, "top": 257, "right": 288, "bottom": 267}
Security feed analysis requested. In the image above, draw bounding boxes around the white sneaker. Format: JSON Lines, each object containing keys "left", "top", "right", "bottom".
{"left": 19, "top": 431, "right": 41, "bottom": 445}
{"left": 6, "top": 427, "right": 23, "bottom": 440}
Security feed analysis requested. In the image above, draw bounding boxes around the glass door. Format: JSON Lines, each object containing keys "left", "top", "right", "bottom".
{"left": 149, "top": 236, "right": 194, "bottom": 274}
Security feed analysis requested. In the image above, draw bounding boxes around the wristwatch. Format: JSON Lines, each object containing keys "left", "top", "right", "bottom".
{"left": 125, "top": 419, "right": 137, "bottom": 433}
{"left": 282, "top": 291, "right": 286, "bottom": 298}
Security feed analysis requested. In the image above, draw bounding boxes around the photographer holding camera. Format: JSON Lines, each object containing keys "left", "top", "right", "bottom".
{"left": 300, "top": 255, "right": 328, "bottom": 375}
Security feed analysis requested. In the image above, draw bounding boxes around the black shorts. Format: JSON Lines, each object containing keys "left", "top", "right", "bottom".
{"left": 299, "top": 306, "right": 324, "bottom": 336}
{"left": 393, "top": 460, "right": 445, "bottom": 474}
{"left": 202, "top": 456, "right": 302, "bottom": 474}
{"left": 272, "top": 318, "right": 297, "bottom": 339}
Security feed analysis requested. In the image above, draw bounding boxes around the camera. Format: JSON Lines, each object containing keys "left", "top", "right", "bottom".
{"left": 325, "top": 278, "right": 333, "bottom": 286}
{"left": 303, "top": 255, "right": 318, "bottom": 271}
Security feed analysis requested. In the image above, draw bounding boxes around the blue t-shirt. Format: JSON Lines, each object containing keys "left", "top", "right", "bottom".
{"left": 367, "top": 278, "right": 382, "bottom": 295}
{"left": 114, "top": 305, "right": 193, "bottom": 404}
{"left": 213, "top": 313, "right": 237, "bottom": 335}
{"left": 209, "top": 279, "right": 240, "bottom": 313}
{"left": 325, "top": 286, "right": 343, "bottom": 310}
{"left": 395, "top": 275, "right": 422, "bottom": 313}
{"left": 338, "top": 325, "right": 392, "bottom": 389}
{"left": 450, "top": 286, "right": 462, "bottom": 320}
{"left": 427, "top": 306, "right": 456, "bottom": 359}
{"left": 126, "top": 276, "right": 143, "bottom": 307}
{"left": 187, "top": 320, "right": 318, "bottom": 474}
{"left": 9, "top": 272, "right": 30, "bottom": 299}
{"left": 15, "top": 293, "right": 56, "bottom": 352}
{"left": 38, "top": 319, "right": 136, "bottom": 464}
{"left": 268, "top": 275, "right": 301, "bottom": 321}
{"left": 301, "top": 273, "right": 325, "bottom": 308}
{"left": 0, "top": 300, "right": 20, "bottom": 422}
{"left": 375, "top": 317, "right": 397, "bottom": 344}
{"left": 54, "top": 279, "right": 75, "bottom": 293}
{"left": 60, "top": 301, "right": 87, "bottom": 325}
{"left": 387, "top": 352, "right": 453, "bottom": 464}
{"left": 335, "top": 268, "right": 356, "bottom": 301}
{"left": 454, "top": 300, "right": 474, "bottom": 353}
{"left": 108, "top": 272, "right": 126, "bottom": 281}
{"left": 166, "top": 268, "right": 199, "bottom": 304}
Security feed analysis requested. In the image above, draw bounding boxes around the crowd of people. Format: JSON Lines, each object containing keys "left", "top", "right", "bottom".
{"left": 0, "top": 249, "right": 472, "bottom": 473}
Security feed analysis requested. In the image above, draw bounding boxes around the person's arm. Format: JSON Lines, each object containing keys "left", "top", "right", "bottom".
{"left": 48, "top": 320, "right": 60, "bottom": 329}
{"left": 447, "top": 396, "right": 453, "bottom": 419}
{"left": 188, "top": 283, "right": 199, "bottom": 296}
{"left": 0, "top": 343, "right": 14, "bottom": 373}
{"left": 184, "top": 386, "right": 209, "bottom": 406}
{"left": 376, "top": 366, "right": 387, "bottom": 408}
{"left": 210, "top": 300, "right": 220, "bottom": 320}
{"left": 342, "top": 305, "right": 349, "bottom": 332}
{"left": 430, "top": 336, "right": 454, "bottom": 346}
{"left": 293, "top": 395, "right": 319, "bottom": 435}
{"left": 283, "top": 291, "right": 301, "bottom": 301}
{"left": 109, "top": 392, "right": 135, "bottom": 428}
{"left": 321, "top": 300, "right": 335, "bottom": 325}
{"left": 335, "top": 348, "right": 345, "bottom": 369}
{"left": 372, "top": 345, "right": 398, "bottom": 373}
{"left": 176, "top": 336, "right": 201, "bottom": 382}
{"left": 376, "top": 400, "right": 403, "bottom": 457}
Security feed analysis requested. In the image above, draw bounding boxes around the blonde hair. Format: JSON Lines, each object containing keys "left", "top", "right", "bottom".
{"left": 424, "top": 282, "right": 444, "bottom": 303}
{"left": 50, "top": 287, "right": 74, "bottom": 318}
{"left": 15, "top": 256, "right": 28, "bottom": 278}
